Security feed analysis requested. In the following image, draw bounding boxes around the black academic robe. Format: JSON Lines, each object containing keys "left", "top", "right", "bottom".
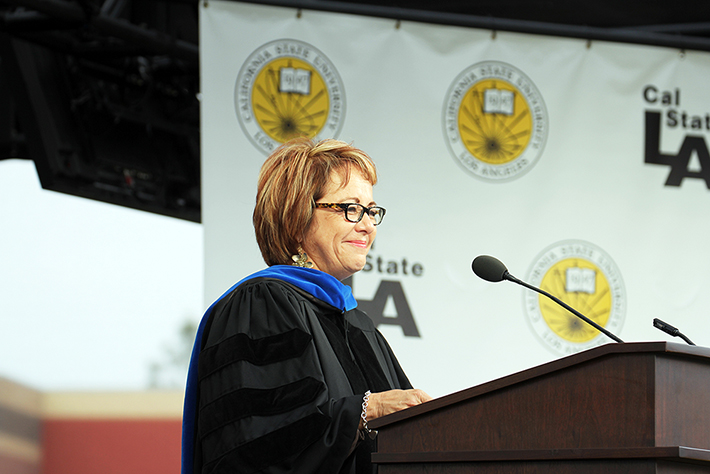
{"left": 192, "top": 277, "right": 412, "bottom": 474}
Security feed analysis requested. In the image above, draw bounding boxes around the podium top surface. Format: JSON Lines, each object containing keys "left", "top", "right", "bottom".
{"left": 370, "top": 341, "right": 710, "bottom": 430}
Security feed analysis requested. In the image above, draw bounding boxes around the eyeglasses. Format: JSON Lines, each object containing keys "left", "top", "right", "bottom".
{"left": 314, "top": 203, "right": 386, "bottom": 225}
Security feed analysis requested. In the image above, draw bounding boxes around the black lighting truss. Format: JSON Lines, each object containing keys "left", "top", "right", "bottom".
{"left": 0, "top": 0, "right": 200, "bottom": 222}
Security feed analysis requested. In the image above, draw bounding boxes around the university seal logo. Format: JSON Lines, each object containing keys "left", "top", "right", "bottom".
{"left": 524, "top": 240, "right": 626, "bottom": 355}
{"left": 234, "top": 39, "right": 345, "bottom": 154}
{"left": 443, "top": 61, "right": 548, "bottom": 181}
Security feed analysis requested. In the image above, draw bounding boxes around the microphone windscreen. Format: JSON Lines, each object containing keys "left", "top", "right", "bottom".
{"left": 472, "top": 255, "right": 509, "bottom": 282}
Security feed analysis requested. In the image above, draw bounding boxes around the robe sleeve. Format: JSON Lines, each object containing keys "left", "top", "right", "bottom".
{"left": 193, "top": 278, "right": 363, "bottom": 474}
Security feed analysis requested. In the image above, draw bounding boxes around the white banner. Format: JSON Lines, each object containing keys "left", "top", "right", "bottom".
{"left": 200, "top": 1, "right": 710, "bottom": 398}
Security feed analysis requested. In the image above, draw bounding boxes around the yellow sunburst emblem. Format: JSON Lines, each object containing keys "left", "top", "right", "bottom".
{"left": 458, "top": 79, "right": 532, "bottom": 165}
{"left": 444, "top": 61, "right": 547, "bottom": 181}
{"left": 251, "top": 57, "right": 329, "bottom": 142}
{"left": 525, "top": 241, "right": 626, "bottom": 355}
{"left": 235, "top": 40, "right": 345, "bottom": 154}
{"left": 538, "top": 258, "right": 612, "bottom": 343}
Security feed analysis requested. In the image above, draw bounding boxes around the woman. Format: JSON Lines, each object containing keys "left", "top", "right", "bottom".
{"left": 182, "top": 137, "right": 431, "bottom": 474}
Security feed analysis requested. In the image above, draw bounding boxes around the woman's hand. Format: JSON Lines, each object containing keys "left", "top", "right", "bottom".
{"left": 364, "top": 389, "right": 432, "bottom": 425}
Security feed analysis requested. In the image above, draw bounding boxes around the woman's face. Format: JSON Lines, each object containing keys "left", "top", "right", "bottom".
{"left": 301, "top": 169, "right": 377, "bottom": 281}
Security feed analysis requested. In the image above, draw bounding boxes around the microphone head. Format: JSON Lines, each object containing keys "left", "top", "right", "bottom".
{"left": 472, "top": 255, "right": 509, "bottom": 282}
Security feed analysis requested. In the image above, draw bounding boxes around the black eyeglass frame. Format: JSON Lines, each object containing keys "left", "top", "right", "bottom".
{"left": 314, "top": 202, "right": 386, "bottom": 225}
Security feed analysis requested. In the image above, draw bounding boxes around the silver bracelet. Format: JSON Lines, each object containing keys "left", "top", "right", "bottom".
{"left": 360, "top": 390, "right": 377, "bottom": 439}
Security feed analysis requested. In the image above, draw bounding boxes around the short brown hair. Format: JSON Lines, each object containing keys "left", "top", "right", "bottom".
{"left": 253, "top": 137, "right": 378, "bottom": 266}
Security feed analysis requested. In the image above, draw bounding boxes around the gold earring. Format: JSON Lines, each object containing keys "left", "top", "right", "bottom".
{"left": 291, "top": 247, "right": 313, "bottom": 268}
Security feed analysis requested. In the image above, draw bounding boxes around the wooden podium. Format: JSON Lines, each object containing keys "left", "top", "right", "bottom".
{"left": 370, "top": 342, "right": 710, "bottom": 473}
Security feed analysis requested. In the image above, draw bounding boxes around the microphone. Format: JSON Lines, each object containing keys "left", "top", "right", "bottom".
{"left": 653, "top": 318, "right": 696, "bottom": 345}
{"left": 472, "top": 255, "right": 512, "bottom": 283}
{"left": 472, "top": 255, "right": 624, "bottom": 343}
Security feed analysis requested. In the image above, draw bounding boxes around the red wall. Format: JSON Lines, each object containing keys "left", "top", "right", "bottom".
{"left": 42, "top": 419, "right": 182, "bottom": 474}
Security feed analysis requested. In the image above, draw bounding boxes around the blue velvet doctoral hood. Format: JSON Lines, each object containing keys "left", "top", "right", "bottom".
{"left": 180, "top": 265, "right": 358, "bottom": 474}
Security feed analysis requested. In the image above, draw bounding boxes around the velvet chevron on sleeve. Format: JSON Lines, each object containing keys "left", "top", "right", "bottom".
{"left": 181, "top": 266, "right": 412, "bottom": 474}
